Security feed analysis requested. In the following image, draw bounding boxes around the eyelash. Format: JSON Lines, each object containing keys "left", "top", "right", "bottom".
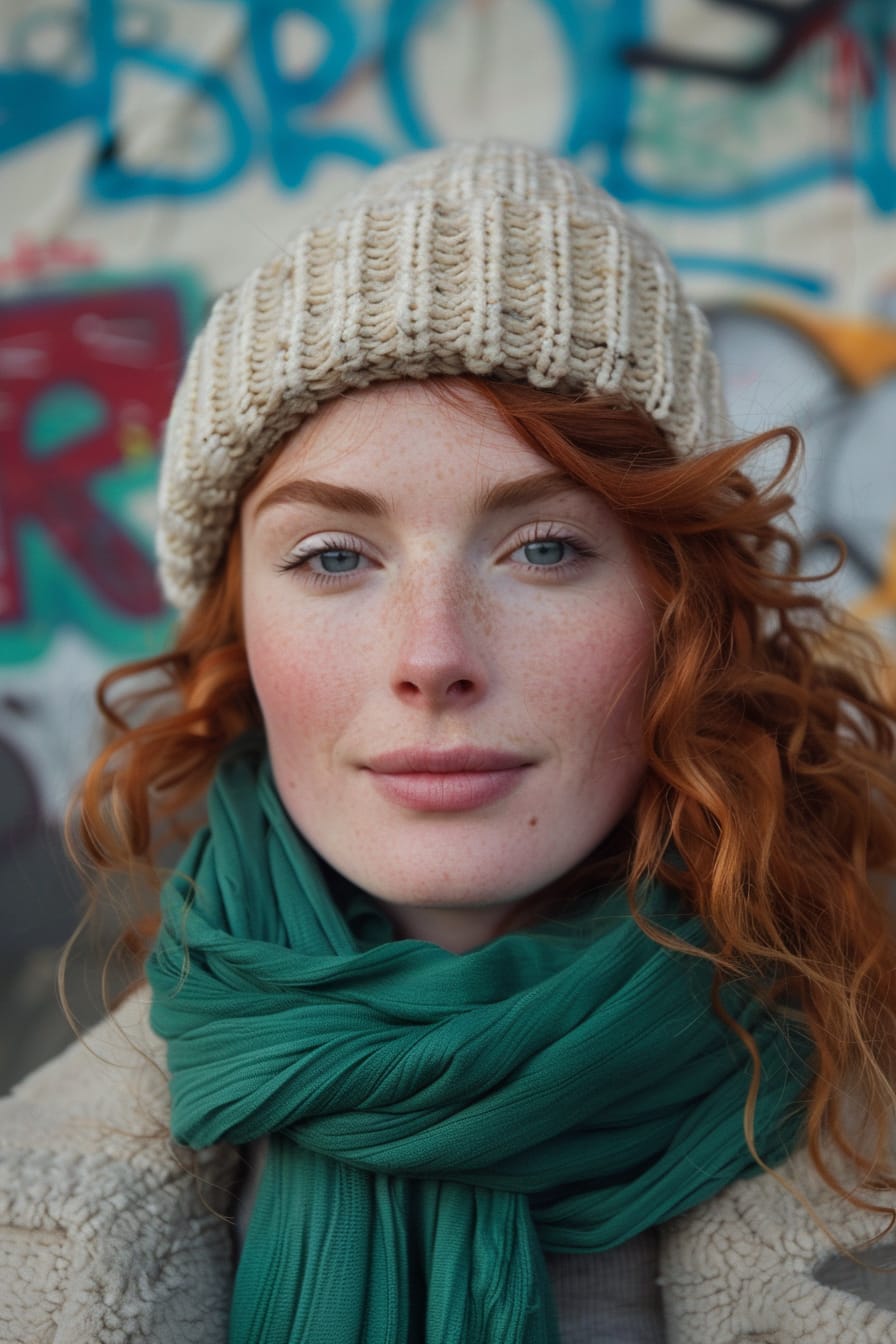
{"left": 275, "top": 526, "right": 599, "bottom": 587}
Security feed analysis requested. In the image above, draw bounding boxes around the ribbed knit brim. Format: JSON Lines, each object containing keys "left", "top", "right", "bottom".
{"left": 157, "top": 140, "right": 728, "bottom": 612}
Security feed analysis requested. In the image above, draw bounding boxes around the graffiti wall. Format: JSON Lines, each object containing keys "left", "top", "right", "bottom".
{"left": 2, "top": 0, "right": 894, "bottom": 973}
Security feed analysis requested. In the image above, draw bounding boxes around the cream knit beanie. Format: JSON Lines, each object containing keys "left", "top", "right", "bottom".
{"left": 157, "top": 140, "right": 728, "bottom": 612}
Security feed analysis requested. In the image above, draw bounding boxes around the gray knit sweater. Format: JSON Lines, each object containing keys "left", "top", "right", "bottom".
{"left": 2, "top": 990, "right": 896, "bottom": 1343}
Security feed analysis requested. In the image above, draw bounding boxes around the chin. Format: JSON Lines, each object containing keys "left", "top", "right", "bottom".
{"left": 357, "top": 855, "right": 559, "bottom": 911}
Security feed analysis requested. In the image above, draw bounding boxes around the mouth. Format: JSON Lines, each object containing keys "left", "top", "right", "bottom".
{"left": 366, "top": 746, "right": 531, "bottom": 774}
{"left": 363, "top": 744, "right": 534, "bottom": 812}
{"left": 365, "top": 764, "right": 531, "bottom": 813}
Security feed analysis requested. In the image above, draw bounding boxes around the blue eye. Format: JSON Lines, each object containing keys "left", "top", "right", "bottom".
{"left": 276, "top": 535, "right": 368, "bottom": 583}
{"left": 522, "top": 539, "right": 567, "bottom": 567}
{"left": 316, "top": 550, "right": 361, "bottom": 574}
{"left": 512, "top": 529, "right": 598, "bottom": 576}
{"left": 278, "top": 527, "right": 598, "bottom": 586}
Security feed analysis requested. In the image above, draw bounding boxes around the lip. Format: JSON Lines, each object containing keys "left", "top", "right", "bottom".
{"left": 363, "top": 746, "right": 533, "bottom": 813}
{"left": 366, "top": 746, "right": 531, "bottom": 773}
{"left": 366, "top": 765, "right": 530, "bottom": 812}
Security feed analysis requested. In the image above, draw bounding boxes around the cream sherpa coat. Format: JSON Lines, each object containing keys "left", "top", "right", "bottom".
{"left": 1, "top": 989, "right": 896, "bottom": 1343}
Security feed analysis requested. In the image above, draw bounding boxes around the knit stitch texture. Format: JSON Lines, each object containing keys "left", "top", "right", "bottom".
{"left": 157, "top": 140, "right": 728, "bottom": 611}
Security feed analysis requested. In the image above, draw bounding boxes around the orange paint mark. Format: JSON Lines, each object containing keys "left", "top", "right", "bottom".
{"left": 120, "top": 422, "right": 154, "bottom": 460}
{"left": 753, "top": 299, "right": 896, "bottom": 389}
{"left": 851, "top": 522, "right": 896, "bottom": 624}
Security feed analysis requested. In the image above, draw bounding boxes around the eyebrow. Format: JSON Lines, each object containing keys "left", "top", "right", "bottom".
{"left": 251, "top": 469, "right": 587, "bottom": 522}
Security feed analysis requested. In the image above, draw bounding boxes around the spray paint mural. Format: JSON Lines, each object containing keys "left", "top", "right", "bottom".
{"left": 1, "top": 0, "right": 894, "bottom": 944}
{"left": 711, "top": 303, "right": 896, "bottom": 641}
{"left": 3, "top": 1, "right": 894, "bottom": 215}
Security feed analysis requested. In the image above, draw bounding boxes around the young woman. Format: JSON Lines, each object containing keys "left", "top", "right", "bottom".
{"left": 2, "top": 141, "right": 896, "bottom": 1344}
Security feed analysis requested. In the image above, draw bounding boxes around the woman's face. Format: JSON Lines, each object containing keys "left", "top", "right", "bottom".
{"left": 240, "top": 380, "right": 654, "bottom": 952}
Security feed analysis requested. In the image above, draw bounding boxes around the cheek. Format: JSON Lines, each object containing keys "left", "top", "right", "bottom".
{"left": 245, "top": 623, "right": 349, "bottom": 820}
{"left": 536, "top": 601, "right": 653, "bottom": 729}
{"left": 244, "top": 601, "right": 347, "bottom": 740}
{"left": 572, "top": 616, "right": 653, "bottom": 820}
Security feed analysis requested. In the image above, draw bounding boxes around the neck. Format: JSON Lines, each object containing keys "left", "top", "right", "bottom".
{"left": 316, "top": 851, "right": 518, "bottom": 953}
{"left": 375, "top": 900, "right": 514, "bottom": 954}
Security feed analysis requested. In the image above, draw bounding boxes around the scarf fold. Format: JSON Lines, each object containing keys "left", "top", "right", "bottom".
{"left": 146, "top": 736, "right": 814, "bottom": 1344}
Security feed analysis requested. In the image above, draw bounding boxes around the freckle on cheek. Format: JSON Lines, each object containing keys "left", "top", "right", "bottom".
{"left": 528, "top": 816, "right": 538, "bottom": 827}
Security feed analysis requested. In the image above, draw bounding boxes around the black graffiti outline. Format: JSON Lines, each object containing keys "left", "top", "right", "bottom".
{"left": 623, "top": 0, "right": 851, "bottom": 85}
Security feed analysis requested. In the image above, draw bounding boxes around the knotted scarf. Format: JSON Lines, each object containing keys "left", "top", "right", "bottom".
{"left": 146, "top": 736, "right": 814, "bottom": 1344}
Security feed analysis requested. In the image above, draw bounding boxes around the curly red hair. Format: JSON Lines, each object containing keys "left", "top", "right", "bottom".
{"left": 67, "top": 376, "right": 896, "bottom": 1228}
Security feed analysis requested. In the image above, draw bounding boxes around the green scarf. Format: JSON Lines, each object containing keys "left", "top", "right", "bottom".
{"left": 147, "top": 736, "right": 813, "bottom": 1344}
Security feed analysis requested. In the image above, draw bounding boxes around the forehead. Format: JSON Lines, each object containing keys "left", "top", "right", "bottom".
{"left": 264, "top": 379, "right": 546, "bottom": 484}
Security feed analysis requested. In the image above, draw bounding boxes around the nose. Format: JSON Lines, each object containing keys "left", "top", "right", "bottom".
{"left": 389, "top": 562, "right": 489, "bottom": 708}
